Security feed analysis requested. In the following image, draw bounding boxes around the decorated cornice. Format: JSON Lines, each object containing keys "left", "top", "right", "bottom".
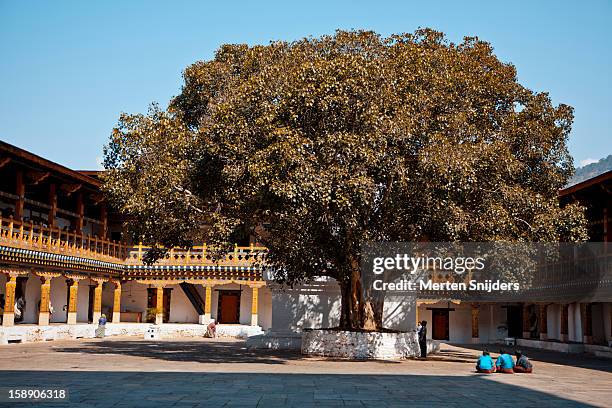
{"left": 0, "top": 245, "right": 123, "bottom": 275}
{"left": 35, "top": 271, "right": 62, "bottom": 281}
{"left": 135, "top": 277, "right": 265, "bottom": 287}
{"left": 0, "top": 267, "right": 30, "bottom": 277}
{"left": 0, "top": 244, "right": 266, "bottom": 283}
{"left": 65, "top": 273, "right": 88, "bottom": 281}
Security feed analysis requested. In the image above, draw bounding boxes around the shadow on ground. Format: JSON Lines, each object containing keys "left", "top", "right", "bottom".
{"left": 0, "top": 371, "right": 597, "bottom": 407}
{"left": 51, "top": 339, "right": 612, "bottom": 373}
{"left": 454, "top": 343, "right": 612, "bottom": 373}
{"left": 424, "top": 347, "right": 479, "bottom": 364}
{"left": 51, "top": 339, "right": 406, "bottom": 365}
{"left": 53, "top": 339, "right": 299, "bottom": 365}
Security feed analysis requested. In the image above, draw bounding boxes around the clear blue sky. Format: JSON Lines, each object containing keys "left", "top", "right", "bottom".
{"left": 1, "top": 0, "right": 610, "bottom": 170}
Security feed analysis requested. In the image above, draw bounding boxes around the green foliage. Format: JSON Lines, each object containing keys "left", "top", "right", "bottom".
{"left": 103, "top": 29, "right": 587, "bottom": 328}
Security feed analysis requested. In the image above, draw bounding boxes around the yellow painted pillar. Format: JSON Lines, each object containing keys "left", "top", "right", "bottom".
{"left": 67, "top": 280, "right": 79, "bottom": 324}
{"left": 92, "top": 281, "right": 103, "bottom": 323}
{"left": 155, "top": 286, "right": 164, "bottom": 325}
{"left": 112, "top": 282, "right": 121, "bottom": 323}
{"left": 38, "top": 277, "right": 52, "bottom": 326}
{"left": 2, "top": 276, "right": 17, "bottom": 327}
{"left": 251, "top": 286, "right": 259, "bottom": 326}
{"left": 471, "top": 304, "right": 480, "bottom": 343}
{"left": 203, "top": 285, "right": 212, "bottom": 323}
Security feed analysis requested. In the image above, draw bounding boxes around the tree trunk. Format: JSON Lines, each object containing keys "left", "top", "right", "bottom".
{"left": 339, "top": 281, "right": 352, "bottom": 329}
{"left": 338, "top": 259, "right": 384, "bottom": 331}
{"left": 363, "top": 295, "right": 384, "bottom": 331}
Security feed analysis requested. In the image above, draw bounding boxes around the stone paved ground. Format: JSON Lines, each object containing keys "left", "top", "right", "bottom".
{"left": 0, "top": 337, "right": 610, "bottom": 407}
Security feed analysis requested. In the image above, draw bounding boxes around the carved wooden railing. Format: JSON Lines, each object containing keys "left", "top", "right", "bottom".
{"left": 0, "top": 213, "right": 127, "bottom": 262}
{"left": 0, "top": 212, "right": 269, "bottom": 271}
{"left": 123, "top": 243, "right": 268, "bottom": 268}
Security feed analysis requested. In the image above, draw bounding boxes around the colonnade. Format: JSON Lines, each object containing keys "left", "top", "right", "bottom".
{"left": 0, "top": 268, "right": 121, "bottom": 327}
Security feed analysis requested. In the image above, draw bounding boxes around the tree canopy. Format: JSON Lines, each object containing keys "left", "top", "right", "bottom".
{"left": 103, "top": 29, "right": 587, "bottom": 330}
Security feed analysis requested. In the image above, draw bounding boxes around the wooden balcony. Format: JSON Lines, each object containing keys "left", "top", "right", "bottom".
{"left": 0, "top": 213, "right": 268, "bottom": 280}
{"left": 0, "top": 213, "right": 126, "bottom": 263}
{"left": 124, "top": 243, "right": 267, "bottom": 265}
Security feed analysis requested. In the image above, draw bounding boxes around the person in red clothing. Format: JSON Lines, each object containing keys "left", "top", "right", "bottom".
{"left": 513, "top": 351, "right": 534, "bottom": 373}
{"left": 206, "top": 319, "right": 217, "bottom": 338}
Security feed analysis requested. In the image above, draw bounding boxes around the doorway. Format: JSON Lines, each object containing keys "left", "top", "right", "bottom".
{"left": 217, "top": 290, "right": 240, "bottom": 324}
{"left": 64, "top": 280, "right": 71, "bottom": 323}
{"left": 506, "top": 305, "right": 523, "bottom": 338}
{"left": 88, "top": 285, "right": 95, "bottom": 323}
{"left": 14, "top": 276, "right": 28, "bottom": 323}
{"left": 146, "top": 288, "right": 172, "bottom": 323}
{"left": 432, "top": 309, "right": 450, "bottom": 340}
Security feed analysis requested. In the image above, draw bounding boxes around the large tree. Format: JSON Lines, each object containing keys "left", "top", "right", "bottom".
{"left": 103, "top": 29, "right": 587, "bottom": 330}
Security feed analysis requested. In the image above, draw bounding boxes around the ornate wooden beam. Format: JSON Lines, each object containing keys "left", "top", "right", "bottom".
{"left": 48, "top": 184, "right": 57, "bottom": 228}
{"left": 15, "top": 170, "right": 24, "bottom": 220}
{"left": 75, "top": 192, "right": 84, "bottom": 234}
{"left": 26, "top": 170, "right": 50, "bottom": 185}
{"left": 89, "top": 193, "right": 105, "bottom": 205}
{"left": 60, "top": 183, "right": 81, "bottom": 196}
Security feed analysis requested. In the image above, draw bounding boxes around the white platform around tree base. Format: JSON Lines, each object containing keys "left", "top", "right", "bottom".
{"left": 0, "top": 323, "right": 264, "bottom": 344}
{"left": 301, "top": 330, "right": 440, "bottom": 360}
{"left": 247, "top": 329, "right": 441, "bottom": 359}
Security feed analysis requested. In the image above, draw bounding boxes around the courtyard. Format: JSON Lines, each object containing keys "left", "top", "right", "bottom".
{"left": 0, "top": 337, "right": 610, "bottom": 407}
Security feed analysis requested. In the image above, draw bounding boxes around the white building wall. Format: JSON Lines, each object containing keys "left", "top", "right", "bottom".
{"left": 416, "top": 303, "right": 508, "bottom": 344}
{"left": 569, "top": 303, "right": 582, "bottom": 342}
{"left": 270, "top": 279, "right": 341, "bottom": 331}
{"left": 269, "top": 278, "right": 415, "bottom": 332}
{"left": 120, "top": 280, "right": 148, "bottom": 316}
{"left": 76, "top": 278, "right": 92, "bottom": 323}
{"left": 50, "top": 276, "right": 68, "bottom": 323}
{"left": 382, "top": 295, "right": 417, "bottom": 331}
{"left": 238, "top": 285, "right": 253, "bottom": 326}
{"left": 167, "top": 284, "right": 198, "bottom": 323}
{"left": 488, "top": 304, "right": 508, "bottom": 341}
{"left": 548, "top": 304, "right": 561, "bottom": 341}
{"left": 259, "top": 287, "right": 272, "bottom": 330}
{"left": 452, "top": 305, "right": 473, "bottom": 343}
{"left": 23, "top": 273, "right": 41, "bottom": 324}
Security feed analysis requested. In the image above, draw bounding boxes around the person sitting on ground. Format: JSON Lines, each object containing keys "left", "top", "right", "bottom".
{"left": 495, "top": 348, "right": 515, "bottom": 373}
{"left": 206, "top": 319, "right": 217, "bottom": 338}
{"left": 476, "top": 350, "right": 495, "bottom": 373}
{"left": 513, "top": 350, "right": 533, "bottom": 373}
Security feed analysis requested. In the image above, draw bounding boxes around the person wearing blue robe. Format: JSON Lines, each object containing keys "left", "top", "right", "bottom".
{"left": 476, "top": 350, "right": 494, "bottom": 373}
{"left": 495, "top": 349, "right": 515, "bottom": 373}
